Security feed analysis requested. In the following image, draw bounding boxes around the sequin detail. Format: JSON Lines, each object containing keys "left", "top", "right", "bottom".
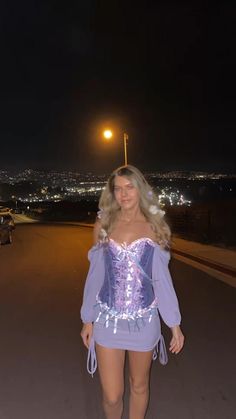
{"left": 95, "top": 238, "right": 157, "bottom": 333}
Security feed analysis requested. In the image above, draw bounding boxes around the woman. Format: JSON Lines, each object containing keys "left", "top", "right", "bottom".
{"left": 81, "top": 165, "right": 184, "bottom": 419}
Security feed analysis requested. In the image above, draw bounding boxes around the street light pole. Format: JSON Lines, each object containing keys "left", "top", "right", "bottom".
{"left": 123, "top": 132, "right": 128, "bottom": 166}
{"left": 103, "top": 129, "right": 128, "bottom": 165}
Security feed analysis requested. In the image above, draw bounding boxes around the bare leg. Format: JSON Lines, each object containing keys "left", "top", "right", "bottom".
{"left": 96, "top": 343, "right": 126, "bottom": 419}
{"left": 128, "top": 350, "right": 153, "bottom": 419}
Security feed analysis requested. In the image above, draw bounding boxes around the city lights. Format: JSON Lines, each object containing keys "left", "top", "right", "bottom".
{"left": 0, "top": 169, "right": 235, "bottom": 205}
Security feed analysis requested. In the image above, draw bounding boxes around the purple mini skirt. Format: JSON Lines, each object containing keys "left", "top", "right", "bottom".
{"left": 94, "top": 312, "right": 161, "bottom": 351}
{"left": 87, "top": 313, "right": 168, "bottom": 376}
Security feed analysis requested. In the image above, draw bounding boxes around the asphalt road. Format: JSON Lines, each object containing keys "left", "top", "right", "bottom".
{"left": 12, "top": 213, "right": 38, "bottom": 224}
{"left": 0, "top": 225, "right": 235, "bottom": 419}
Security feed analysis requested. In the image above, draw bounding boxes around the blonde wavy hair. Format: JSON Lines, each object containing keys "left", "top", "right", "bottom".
{"left": 98, "top": 165, "right": 171, "bottom": 247}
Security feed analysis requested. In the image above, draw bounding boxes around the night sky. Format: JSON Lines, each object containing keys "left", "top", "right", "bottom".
{"left": 0, "top": 1, "right": 235, "bottom": 174}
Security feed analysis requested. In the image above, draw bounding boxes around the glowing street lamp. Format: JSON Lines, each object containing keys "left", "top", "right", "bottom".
{"left": 103, "top": 129, "right": 128, "bottom": 166}
{"left": 103, "top": 129, "right": 113, "bottom": 140}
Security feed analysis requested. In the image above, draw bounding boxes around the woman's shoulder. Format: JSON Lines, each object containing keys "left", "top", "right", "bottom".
{"left": 88, "top": 239, "right": 105, "bottom": 262}
{"left": 93, "top": 219, "right": 109, "bottom": 245}
{"left": 93, "top": 218, "right": 101, "bottom": 243}
{"left": 152, "top": 241, "right": 171, "bottom": 264}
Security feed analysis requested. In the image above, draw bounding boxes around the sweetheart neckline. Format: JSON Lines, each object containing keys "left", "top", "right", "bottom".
{"left": 108, "top": 237, "right": 156, "bottom": 248}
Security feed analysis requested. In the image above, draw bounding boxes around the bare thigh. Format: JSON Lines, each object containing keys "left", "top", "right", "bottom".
{"left": 96, "top": 343, "right": 126, "bottom": 400}
{"left": 128, "top": 350, "right": 153, "bottom": 387}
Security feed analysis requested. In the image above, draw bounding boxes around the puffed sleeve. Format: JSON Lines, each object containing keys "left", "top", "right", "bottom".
{"left": 152, "top": 245, "right": 181, "bottom": 327}
{"left": 80, "top": 243, "right": 105, "bottom": 323}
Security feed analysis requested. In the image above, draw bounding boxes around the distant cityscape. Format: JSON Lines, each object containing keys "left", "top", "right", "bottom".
{"left": 0, "top": 169, "right": 235, "bottom": 207}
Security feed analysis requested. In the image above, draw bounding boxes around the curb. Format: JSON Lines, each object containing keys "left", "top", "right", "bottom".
{"left": 172, "top": 248, "right": 236, "bottom": 278}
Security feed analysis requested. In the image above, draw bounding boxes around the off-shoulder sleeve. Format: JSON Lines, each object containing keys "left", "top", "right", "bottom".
{"left": 152, "top": 245, "right": 181, "bottom": 327}
{"left": 80, "top": 243, "right": 105, "bottom": 323}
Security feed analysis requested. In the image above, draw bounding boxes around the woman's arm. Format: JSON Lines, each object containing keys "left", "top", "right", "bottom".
{"left": 93, "top": 218, "right": 101, "bottom": 244}
{"left": 169, "top": 325, "right": 184, "bottom": 354}
{"left": 152, "top": 246, "right": 181, "bottom": 327}
{"left": 80, "top": 221, "right": 103, "bottom": 323}
{"left": 80, "top": 221, "right": 105, "bottom": 348}
{"left": 152, "top": 246, "right": 184, "bottom": 353}
{"left": 80, "top": 245, "right": 104, "bottom": 323}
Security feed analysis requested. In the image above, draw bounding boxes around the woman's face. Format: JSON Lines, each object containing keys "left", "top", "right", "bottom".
{"left": 113, "top": 175, "right": 140, "bottom": 210}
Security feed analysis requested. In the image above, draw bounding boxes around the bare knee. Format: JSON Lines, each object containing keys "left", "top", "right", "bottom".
{"left": 103, "top": 391, "right": 123, "bottom": 408}
{"left": 129, "top": 376, "right": 149, "bottom": 396}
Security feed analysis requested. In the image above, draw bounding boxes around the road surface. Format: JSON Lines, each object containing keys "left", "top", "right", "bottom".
{"left": 12, "top": 213, "right": 38, "bottom": 224}
{"left": 0, "top": 224, "right": 235, "bottom": 419}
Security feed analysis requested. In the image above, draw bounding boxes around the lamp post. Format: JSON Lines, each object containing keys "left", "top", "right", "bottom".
{"left": 123, "top": 132, "right": 128, "bottom": 166}
{"left": 103, "top": 130, "right": 129, "bottom": 166}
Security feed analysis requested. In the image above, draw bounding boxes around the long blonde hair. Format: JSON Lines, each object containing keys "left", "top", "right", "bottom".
{"left": 98, "top": 165, "right": 171, "bottom": 247}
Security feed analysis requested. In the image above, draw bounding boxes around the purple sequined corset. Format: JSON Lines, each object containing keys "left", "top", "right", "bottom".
{"left": 96, "top": 238, "right": 157, "bottom": 331}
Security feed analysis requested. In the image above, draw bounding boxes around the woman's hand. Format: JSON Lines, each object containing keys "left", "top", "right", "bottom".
{"left": 169, "top": 325, "right": 185, "bottom": 354}
{"left": 81, "top": 322, "right": 93, "bottom": 349}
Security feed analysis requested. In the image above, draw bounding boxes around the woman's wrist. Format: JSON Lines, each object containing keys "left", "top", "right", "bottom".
{"left": 170, "top": 324, "right": 181, "bottom": 331}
